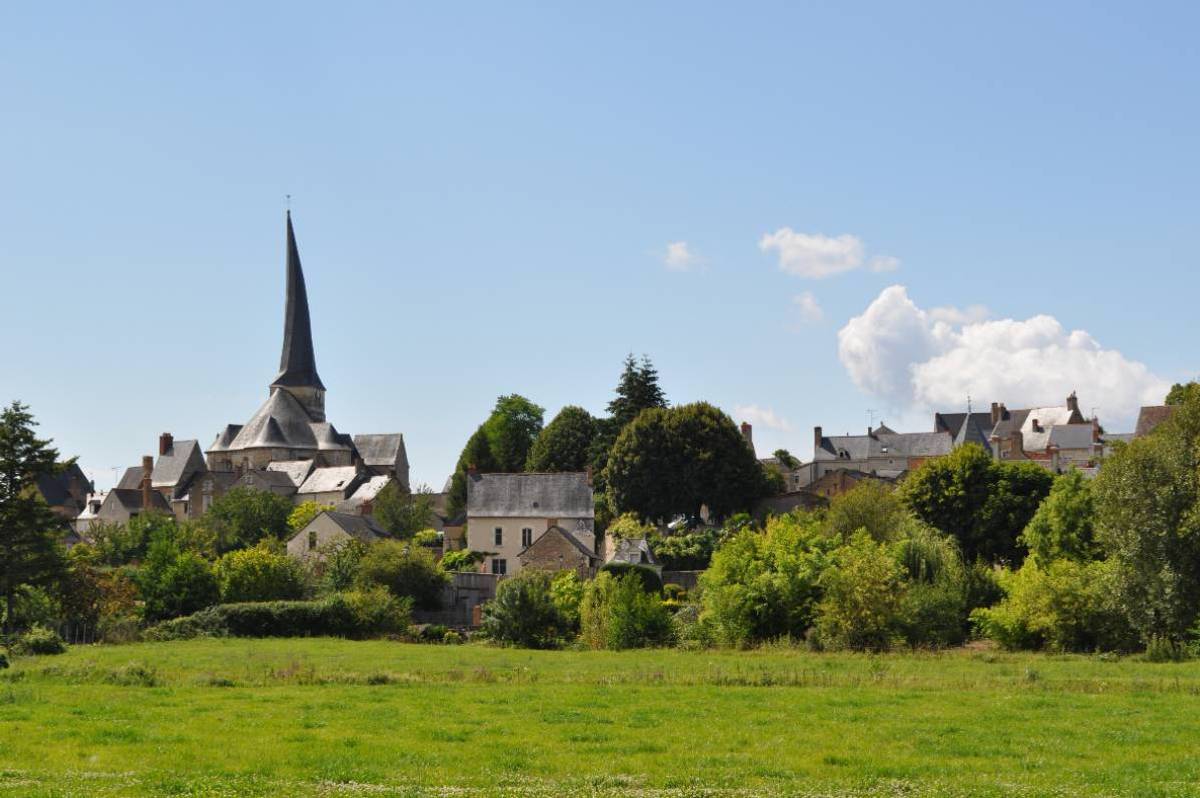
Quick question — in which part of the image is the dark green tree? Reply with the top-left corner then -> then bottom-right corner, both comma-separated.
0,402 -> 67,635
605,402 -> 766,522
356,540 -> 448,610
447,395 -> 544,516
1093,393 -> 1200,645
202,487 -> 294,552
607,354 -> 668,430
899,444 -> 1053,564
1020,469 -> 1097,565
772,449 -> 800,470
1165,382 -> 1198,406
373,481 -> 435,539
526,405 -> 597,472
137,533 -> 219,622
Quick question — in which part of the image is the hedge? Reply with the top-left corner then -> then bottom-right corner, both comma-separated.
599,562 -> 663,593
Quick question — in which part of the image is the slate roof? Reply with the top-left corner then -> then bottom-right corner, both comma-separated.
298,466 -> 361,496
208,425 -> 243,453
266,460 -> 315,487
1046,424 -> 1097,451
151,440 -> 204,489
35,463 -> 90,508
337,475 -> 392,513
226,389 -> 318,451
237,469 -> 300,492
607,537 -> 657,567
815,430 -> 953,461
116,466 -> 145,490
102,488 -> 172,515
519,525 -> 598,561
467,472 -> 595,518
313,510 -> 389,542
353,434 -> 407,468
272,212 -> 325,391
1135,405 -> 1175,438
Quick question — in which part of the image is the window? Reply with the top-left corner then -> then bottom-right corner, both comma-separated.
494,527 -> 503,546
521,527 -> 533,547
308,531 -> 318,550
202,495 -> 213,513
491,558 -> 507,576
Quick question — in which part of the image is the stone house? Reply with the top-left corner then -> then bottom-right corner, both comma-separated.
518,525 -> 601,580
810,424 -> 952,482
465,471 -> 595,577
89,458 -> 174,527
287,510 -> 389,561
604,536 -> 661,576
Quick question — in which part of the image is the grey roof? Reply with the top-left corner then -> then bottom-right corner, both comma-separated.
298,466 -> 361,495
208,425 -> 243,453
236,469 -> 300,491
337,475 -> 392,513
265,459 -> 315,487
36,463 -> 90,508
1135,405 -> 1174,438
935,412 -> 995,441
272,211 -> 325,391
1046,424 -> 1096,451
352,434 -> 407,468
116,466 -> 145,490
314,510 -> 388,541
519,525 -> 598,561
815,429 -> 953,461
226,389 -> 318,451
102,488 -> 172,515
151,439 -> 205,489
607,537 -> 657,567
467,472 -> 595,518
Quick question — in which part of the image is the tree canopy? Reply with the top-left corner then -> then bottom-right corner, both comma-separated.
899,444 -> 1053,564
607,354 -> 668,430
373,482 -> 435,539
526,405 -> 597,472
447,394 -> 544,516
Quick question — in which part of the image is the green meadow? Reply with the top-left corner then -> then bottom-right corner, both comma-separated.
2,639 -> 1199,797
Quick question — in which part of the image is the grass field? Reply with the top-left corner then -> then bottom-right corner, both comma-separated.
2,639 -> 1200,797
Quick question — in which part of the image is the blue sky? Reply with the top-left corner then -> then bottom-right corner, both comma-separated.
2,2 -> 1197,490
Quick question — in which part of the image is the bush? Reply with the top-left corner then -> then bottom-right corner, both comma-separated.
217,543 -> 307,603
357,540 -> 448,610
137,535 -> 219,623
970,559 -> 1136,652
0,648 -> 7,669
481,570 -> 573,649
700,512 -> 836,647
650,528 -> 719,571
12,625 -> 67,656
599,561 -> 663,593
579,572 -> 673,650
815,532 -> 905,652
97,615 -> 142,644
440,549 -> 486,573
893,527 -> 969,648
145,589 -> 412,641
550,571 -> 583,632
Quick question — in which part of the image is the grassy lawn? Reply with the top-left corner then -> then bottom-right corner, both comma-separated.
2,639 -> 1200,796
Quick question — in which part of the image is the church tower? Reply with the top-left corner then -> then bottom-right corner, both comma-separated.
270,211 -> 326,422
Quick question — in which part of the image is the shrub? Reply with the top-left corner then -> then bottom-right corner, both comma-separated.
893,527 -> 969,648
550,571 -> 583,632
815,532 -> 905,652
826,480 -> 908,542
316,539 -> 367,593
579,572 -> 673,650
440,549 -> 486,573
481,570 -> 572,649
700,512 -> 836,647
97,615 -> 142,644
650,528 -> 719,570
599,561 -> 662,593
288,501 -> 334,533
970,559 -> 1136,652
203,487 -> 294,552
137,535 -> 219,623
145,589 -> 411,641
357,540 -> 448,610
12,625 -> 67,656
217,543 -> 307,603
0,648 -> 7,669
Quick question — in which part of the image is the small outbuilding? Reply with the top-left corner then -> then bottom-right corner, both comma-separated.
288,510 -> 389,561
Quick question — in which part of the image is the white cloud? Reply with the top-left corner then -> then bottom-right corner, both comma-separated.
735,404 -> 794,432
792,291 -> 824,323
663,241 -> 698,271
759,228 -> 900,279
837,285 -> 1169,429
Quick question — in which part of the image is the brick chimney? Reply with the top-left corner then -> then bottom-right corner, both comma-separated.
141,455 -> 154,510
990,403 -> 1001,425
740,422 -> 753,450
814,426 -> 823,454
159,432 -> 174,456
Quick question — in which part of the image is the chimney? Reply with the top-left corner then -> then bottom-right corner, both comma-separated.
740,422 -> 754,450
1066,391 -> 1079,415
814,426 -> 823,453
159,432 -> 174,456
141,455 -> 154,510
990,403 -> 1001,426
1031,418 -> 1041,433
585,465 -> 593,486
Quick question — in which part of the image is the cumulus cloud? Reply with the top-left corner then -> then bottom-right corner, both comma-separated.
735,404 -> 794,432
837,285 -> 1169,428
792,291 -> 824,323
663,241 -> 699,271
759,229 -> 899,279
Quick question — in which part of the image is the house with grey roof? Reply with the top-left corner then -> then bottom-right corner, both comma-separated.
336,474 -> 393,515
808,424 -> 953,483
986,393 -> 1100,471
297,465 -> 364,506
35,463 -> 93,524
286,510 -> 390,562
466,471 -> 595,577
201,212 -> 409,487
